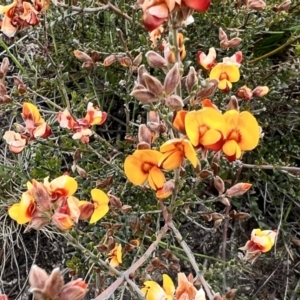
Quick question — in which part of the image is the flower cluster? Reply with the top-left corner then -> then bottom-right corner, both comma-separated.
29,264 -> 87,300
57,102 -> 107,144
3,102 -> 51,154
239,228 -> 278,263
124,99 -> 260,198
197,47 -> 242,92
141,273 -> 205,300
0,0 -> 50,37
8,174 -> 109,230
138,0 -> 211,31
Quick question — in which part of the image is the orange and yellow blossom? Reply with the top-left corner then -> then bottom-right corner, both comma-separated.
159,138 -> 198,170
108,244 -> 122,268
124,150 -> 165,191
84,102 -> 107,125
239,229 -> 277,263
222,110 -> 260,161
51,212 -> 74,231
209,62 -> 240,92
185,107 -> 228,151
8,190 -> 36,224
141,274 -> 175,300
22,102 -> 51,138
173,110 -> 187,135
44,175 -> 78,199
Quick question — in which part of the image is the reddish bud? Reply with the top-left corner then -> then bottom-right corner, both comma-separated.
164,63 -> 180,95
226,183 -> 252,197
145,51 -> 167,69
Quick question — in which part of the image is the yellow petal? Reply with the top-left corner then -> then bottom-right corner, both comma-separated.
209,63 -> 222,80
223,109 -> 239,130
182,139 -> 198,167
184,111 -> 201,147
160,139 -> 180,153
50,175 -> 78,197
222,140 -> 241,158
218,79 -> 232,90
116,244 -> 122,263
109,257 -> 120,268
159,150 -> 183,170
237,111 -> 260,150
124,154 -> 147,185
200,129 -> 222,147
90,189 -> 109,224
163,274 -> 175,297
0,0 -> 18,13
224,63 -> 240,82
201,108 -> 228,136
141,281 -> 166,300
148,166 -> 165,190
22,102 -> 42,123
8,203 -> 31,224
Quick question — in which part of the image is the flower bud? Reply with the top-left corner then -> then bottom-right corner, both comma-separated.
226,96 -> 239,111
145,51 -> 167,69
226,183 -> 252,197
51,212 -> 74,230
185,66 -> 198,93
227,37 -> 242,48
102,54 -> 117,67
273,0 -> 291,11
164,63 -> 180,95
137,141 -> 151,150
248,0 -> 266,10
236,85 -> 253,101
130,89 -> 158,103
0,57 -> 9,79
59,279 -> 88,300
138,124 -> 152,145
195,79 -> 218,101
218,27 -> 228,42
225,289 -> 237,299
137,65 -> 150,86
133,52 -> 143,66
78,202 -> 94,220
143,73 -> 164,96
108,193 -> 123,208
74,50 -> 93,63
156,180 -> 175,199
165,95 -> 184,110
214,176 -> 225,194
148,110 -> 160,123
252,86 -> 269,97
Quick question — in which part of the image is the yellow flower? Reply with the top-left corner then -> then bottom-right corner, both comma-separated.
108,244 -> 122,268
185,108 -> 227,150
222,110 -> 260,161
8,191 -> 36,224
141,274 -> 175,300
124,150 -> 165,191
209,62 -> 240,91
89,189 -> 109,224
159,138 -> 198,170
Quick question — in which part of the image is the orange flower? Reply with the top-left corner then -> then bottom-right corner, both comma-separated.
108,243 -> 122,268
197,47 -> 216,70
239,229 -> 277,263
173,110 -> 187,134
176,273 -> 198,300
222,110 -> 260,161
22,102 -> 51,138
8,191 -> 36,224
185,107 -> 228,150
209,62 -> 240,91
124,150 -> 165,191
3,131 -> 27,154
159,138 -> 198,170
84,102 -> 107,125
182,0 -> 211,11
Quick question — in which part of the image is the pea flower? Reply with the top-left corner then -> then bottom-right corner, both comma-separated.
209,62 -> 240,92
222,110 -> 260,161
124,149 -> 166,191
159,138 -> 198,170
239,229 -> 277,263
108,243 -> 122,268
3,131 -> 27,154
185,107 -> 228,151
141,274 -> 175,300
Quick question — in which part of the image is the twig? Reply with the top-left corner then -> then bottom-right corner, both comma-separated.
242,163 -> 300,172
55,2 -> 110,12
98,0 -> 133,22
94,223 -> 169,300
167,221 -> 215,300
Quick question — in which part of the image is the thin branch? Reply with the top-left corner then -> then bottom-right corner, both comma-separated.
55,2 -> 110,12
94,223 -> 169,300
242,163 -> 300,173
